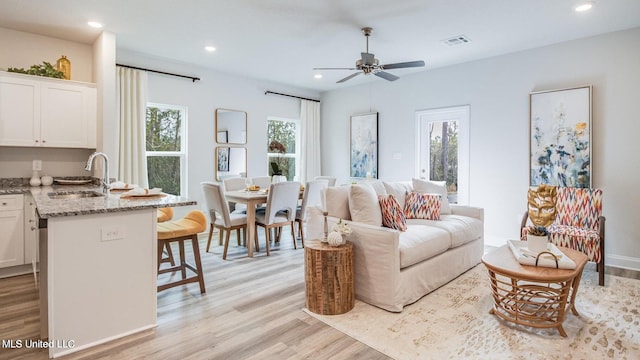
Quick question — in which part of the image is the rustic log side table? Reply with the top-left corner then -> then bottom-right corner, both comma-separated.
304,240 -> 354,315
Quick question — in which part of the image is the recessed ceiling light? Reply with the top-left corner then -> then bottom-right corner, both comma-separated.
204,46 -> 216,52
575,2 -> 593,12
87,21 -> 103,28
314,74 -> 323,79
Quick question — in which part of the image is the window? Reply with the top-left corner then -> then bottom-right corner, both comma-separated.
267,117 -> 300,181
415,106 -> 469,204
145,103 -> 187,196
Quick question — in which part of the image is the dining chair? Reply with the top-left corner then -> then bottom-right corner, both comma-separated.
201,182 -> 250,260
295,180 -> 329,247
255,181 -> 301,256
314,176 -> 337,187
251,176 -> 272,189
223,177 -> 248,214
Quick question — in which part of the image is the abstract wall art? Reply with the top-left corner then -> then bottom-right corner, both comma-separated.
350,112 -> 378,178
529,85 -> 592,188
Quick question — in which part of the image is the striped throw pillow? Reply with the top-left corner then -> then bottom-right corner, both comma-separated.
404,191 -> 441,220
378,195 -> 407,231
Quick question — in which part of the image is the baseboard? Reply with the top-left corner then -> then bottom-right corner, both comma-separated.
607,254 -> 640,272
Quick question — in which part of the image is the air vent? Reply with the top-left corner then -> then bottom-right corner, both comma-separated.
442,35 -> 472,46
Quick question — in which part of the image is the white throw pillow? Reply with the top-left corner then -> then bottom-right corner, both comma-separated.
348,184 -> 383,226
324,186 -> 351,220
412,178 -> 451,215
383,181 -> 413,209
367,180 -> 388,196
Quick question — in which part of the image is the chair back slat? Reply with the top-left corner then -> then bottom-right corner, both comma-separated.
555,187 -> 603,230
223,177 -> 247,191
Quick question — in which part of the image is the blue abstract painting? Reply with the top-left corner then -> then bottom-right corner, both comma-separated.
350,112 -> 378,178
530,86 -> 591,188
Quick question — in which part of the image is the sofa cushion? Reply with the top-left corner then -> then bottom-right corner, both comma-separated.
403,191 -> 441,220
349,184 -> 382,226
412,178 -> 451,215
398,225 -> 451,268
378,195 -> 407,231
407,214 -> 482,248
368,181 -> 388,196
324,186 -> 351,220
382,181 -> 413,209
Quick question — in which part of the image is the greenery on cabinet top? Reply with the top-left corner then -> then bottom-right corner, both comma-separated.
7,62 -> 65,79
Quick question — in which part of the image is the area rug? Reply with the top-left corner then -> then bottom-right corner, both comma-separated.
304,265 -> 640,359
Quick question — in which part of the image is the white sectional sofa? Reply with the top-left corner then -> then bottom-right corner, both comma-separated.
323,179 -> 484,312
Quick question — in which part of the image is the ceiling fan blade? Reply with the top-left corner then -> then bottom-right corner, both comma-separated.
313,67 -> 357,70
337,72 -> 362,83
361,52 -> 376,65
374,71 -> 399,82
381,60 -> 425,70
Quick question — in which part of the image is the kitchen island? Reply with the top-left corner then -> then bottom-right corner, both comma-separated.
21,183 -> 196,358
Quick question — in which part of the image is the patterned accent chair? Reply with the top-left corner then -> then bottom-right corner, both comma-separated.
521,187 -> 605,286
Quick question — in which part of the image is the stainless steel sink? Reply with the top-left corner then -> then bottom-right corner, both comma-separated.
48,191 -> 104,200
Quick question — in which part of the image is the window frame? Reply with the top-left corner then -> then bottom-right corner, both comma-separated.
145,102 -> 188,197
415,105 -> 469,204
267,116 -> 300,181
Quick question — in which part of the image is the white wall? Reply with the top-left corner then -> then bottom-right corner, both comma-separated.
117,50 -> 319,215
320,27 -> 640,271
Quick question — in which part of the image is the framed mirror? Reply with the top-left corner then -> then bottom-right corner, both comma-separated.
215,146 -> 247,181
216,108 -> 247,145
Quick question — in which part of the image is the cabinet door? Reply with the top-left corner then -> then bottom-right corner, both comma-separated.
24,194 -> 38,264
0,76 -> 40,146
0,209 -> 25,268
40,82 -> 88,148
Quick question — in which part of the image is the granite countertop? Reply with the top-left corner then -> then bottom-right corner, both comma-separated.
0,183 -> 196,219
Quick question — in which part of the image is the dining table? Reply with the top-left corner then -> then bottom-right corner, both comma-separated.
224,189 -> 268,257
225,187 -> 303,258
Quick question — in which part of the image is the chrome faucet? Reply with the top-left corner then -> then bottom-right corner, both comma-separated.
85,152 -> 110,193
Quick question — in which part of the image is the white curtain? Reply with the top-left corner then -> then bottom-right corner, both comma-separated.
300,99 -> 321,183
116,67 -> 149,187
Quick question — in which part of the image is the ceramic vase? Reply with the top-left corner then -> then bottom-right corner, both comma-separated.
527,234 -> 548,253
327,231 -> 344,247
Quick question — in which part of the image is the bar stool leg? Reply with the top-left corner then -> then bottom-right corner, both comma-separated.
191,235 -> 206,294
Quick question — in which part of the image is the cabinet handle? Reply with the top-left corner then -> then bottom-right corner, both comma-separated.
42,140 -> 46,143
31,226 -> 37,231
1,202 -> 6,206
29,219 -> 35,223
35,140 -> 39,143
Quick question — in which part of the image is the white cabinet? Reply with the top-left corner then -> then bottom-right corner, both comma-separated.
0,194 -> 25,268
24,194 -> 38,265
0,71 -> 97,148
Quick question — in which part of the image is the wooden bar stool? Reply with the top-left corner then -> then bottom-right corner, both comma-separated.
157,210 -> 207,293
157,207 -> 175,266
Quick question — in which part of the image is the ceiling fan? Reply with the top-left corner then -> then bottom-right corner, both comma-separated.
314,27 -> 425,83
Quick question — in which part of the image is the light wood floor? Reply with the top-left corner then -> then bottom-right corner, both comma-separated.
0,229 -> 390,360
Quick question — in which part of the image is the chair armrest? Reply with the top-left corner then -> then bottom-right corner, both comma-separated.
450,204 -> 484,221
327,216 -> 401,311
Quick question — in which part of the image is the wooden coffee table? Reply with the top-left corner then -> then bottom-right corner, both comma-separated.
482,245 -> 588,337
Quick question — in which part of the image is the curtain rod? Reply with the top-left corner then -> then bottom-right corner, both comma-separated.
264,90 -> 320,103
116,63 -> 200,82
